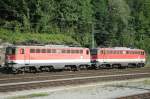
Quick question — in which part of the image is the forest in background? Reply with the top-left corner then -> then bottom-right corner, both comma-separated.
0,0 -> 150,54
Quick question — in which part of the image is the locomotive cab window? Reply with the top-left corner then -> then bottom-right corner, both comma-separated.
86,50 -> 89,55
141,51 -> 144,55
6,47 -> 16,55
90,49 -> 98,55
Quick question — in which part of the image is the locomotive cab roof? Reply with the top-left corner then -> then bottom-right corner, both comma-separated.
6,45 -> 87,49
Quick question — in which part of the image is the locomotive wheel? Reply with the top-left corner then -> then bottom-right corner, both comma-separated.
78,65 -> 88,70
29,67 -> 37,73
137,63 -> 145,68
12,68 -> 23,74
71,65 -> 77,71
48,66 -> 54,72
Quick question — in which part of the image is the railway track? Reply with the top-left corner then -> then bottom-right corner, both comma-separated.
0,67 -> 149,84
0,67 -> 149,79
0,67 -> 149,92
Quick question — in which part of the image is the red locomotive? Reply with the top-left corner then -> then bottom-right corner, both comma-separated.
5,45 -> 91,73
91,47 -> 146,69
4,45 -> 146,73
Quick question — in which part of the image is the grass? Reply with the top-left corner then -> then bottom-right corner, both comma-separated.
143,79 -> 150,85
0,28 -> 80,46
9,93 -> 49,99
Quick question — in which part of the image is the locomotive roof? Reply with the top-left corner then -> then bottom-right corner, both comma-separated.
7,45 -> 87,49
96,47 -> 144,51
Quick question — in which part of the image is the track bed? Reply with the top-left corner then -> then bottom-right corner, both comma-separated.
0,67 -> 150,92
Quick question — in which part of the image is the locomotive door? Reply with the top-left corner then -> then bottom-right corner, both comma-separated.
101,49 -> 106,63
23,48 -> 30,65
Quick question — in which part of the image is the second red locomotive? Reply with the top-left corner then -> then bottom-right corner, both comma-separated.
91,47 -> 146,69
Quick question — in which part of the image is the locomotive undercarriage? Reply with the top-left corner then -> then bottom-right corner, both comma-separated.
95,62 -> 145,69
4,62 -> 92,74
3,60 -> 145,74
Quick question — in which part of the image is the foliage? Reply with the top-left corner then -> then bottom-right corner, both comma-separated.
0,0 -> 150,53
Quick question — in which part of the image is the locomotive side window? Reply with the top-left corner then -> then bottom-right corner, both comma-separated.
30,49 -> 35,53
112,51 -> 116,54
57,49 -> 61,53
138,51 -> 140,54
74,50 -> 78,54
67,50 -> 70,53
36,49 -> 40,53
74,50 -> 77,54
110,50 -> 112,54
116,51 -> 119,54
42,49 -> 46,53
62,50 -> 66,53
51,49 -> 56,53
71,50 -> 75,54
80,50 -> 83,54
127,51 -> 129,54
47,49 -> 51,53
107,50 -> 109,54
100,50 -> 103,54
118,51 -> 121,54
136,51 -> 138,54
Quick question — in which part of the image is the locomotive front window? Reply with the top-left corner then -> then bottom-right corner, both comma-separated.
90,49 -> 98,55
6,47 -> 16,55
